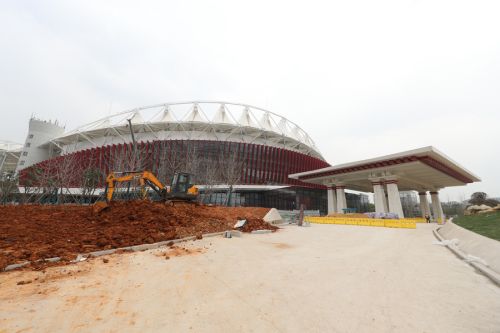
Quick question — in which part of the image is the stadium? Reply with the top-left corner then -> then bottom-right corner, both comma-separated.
12,101 -> 371,212
0,141 -> 22,176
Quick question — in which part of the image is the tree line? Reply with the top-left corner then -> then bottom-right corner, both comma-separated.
0,141 -> 245,206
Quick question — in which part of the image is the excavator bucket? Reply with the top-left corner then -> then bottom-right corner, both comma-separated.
92,201 -> 109,214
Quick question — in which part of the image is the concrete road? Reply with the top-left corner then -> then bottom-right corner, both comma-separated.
1,224 -> 500,332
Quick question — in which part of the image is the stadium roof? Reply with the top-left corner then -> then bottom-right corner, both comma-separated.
48,101 -> 324,159
0,141 -> 22,152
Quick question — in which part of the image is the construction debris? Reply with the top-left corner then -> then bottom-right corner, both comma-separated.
234,219 -> 247,228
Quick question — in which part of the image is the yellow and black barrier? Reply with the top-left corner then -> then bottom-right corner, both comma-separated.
304,217 -> 417,229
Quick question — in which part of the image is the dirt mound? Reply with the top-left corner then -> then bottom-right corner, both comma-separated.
0,201 -> 275,270
238,218 -> 278,233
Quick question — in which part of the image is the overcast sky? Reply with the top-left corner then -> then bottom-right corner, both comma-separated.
1,0 -> 499,201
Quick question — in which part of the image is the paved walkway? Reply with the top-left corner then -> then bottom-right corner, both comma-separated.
1,224 -> 500,332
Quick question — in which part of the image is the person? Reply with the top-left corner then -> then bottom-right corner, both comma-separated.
425,214 -> 431,223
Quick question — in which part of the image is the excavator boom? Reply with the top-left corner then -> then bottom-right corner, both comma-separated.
94,170 -> 199,214
104,171 -> 167,203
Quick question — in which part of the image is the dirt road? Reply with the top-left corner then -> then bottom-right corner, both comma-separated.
1,224 -> 499,332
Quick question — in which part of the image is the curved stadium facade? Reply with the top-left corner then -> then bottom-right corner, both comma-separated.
17,102 -> 336,211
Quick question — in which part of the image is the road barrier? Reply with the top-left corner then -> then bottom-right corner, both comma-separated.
305,217 -> 417,229
405,217 -> 427,223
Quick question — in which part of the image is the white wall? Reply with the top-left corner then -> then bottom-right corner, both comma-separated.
16,119 -> 65,171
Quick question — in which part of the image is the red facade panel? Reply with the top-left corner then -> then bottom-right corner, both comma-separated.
20,140 -> 330,188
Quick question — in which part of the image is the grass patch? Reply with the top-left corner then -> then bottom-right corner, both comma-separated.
454,211 -> 500,241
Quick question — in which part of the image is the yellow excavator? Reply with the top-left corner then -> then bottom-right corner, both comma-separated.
93,171 -> 199,213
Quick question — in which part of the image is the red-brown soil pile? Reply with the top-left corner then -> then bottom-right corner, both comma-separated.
0,201 -> 277,270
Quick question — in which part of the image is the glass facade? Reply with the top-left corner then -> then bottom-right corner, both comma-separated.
199,186 -> 328,213
199,187 -> 368,215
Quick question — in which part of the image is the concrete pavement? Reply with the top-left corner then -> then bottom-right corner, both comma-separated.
1,223 -> 500,332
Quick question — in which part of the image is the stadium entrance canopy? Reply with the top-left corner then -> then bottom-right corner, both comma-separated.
289,146 -> 480,221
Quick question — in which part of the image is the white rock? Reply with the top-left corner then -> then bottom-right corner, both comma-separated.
234,219 -> 246,228
467,204 -> 490,211
263,208 -> 284,225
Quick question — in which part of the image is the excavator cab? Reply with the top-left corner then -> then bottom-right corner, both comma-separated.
167,172 -> 198,201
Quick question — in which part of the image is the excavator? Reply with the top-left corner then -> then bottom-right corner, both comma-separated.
93,171 -> 199,213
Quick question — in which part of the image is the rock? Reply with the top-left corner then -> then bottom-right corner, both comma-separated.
17,280 -> 32,285
230,230 -> 242,237
263,208 -> 284,225
467,204 -> 491,213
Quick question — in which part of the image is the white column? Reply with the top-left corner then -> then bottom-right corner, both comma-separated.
385,179 -> 404,218
382,187 -> 389,213
372,181 -> 387,213
327,186 -> 337,215
430,191 -> 445,224
418,191 -> 431,218
336,186 -> 347,213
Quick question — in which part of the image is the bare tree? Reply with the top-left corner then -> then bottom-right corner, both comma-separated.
469,192 -> 499,207
19,165 -> 43,204
36,159 -> 59,204
157,142 -> 198,183
81,166 -> 103,204
219,148 -> 245,206
100,143 -> 158,201
53,152 -> 82,204
197,155 -> 222,204
0,171 -> 18,204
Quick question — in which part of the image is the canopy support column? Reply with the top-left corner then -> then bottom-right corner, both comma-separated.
336,186 -> 347,213
385,178 -> 404,218
327,186 -> 337,215
418,191 -> 431,218
430,191 -> 445,224
372,181 -> 388,214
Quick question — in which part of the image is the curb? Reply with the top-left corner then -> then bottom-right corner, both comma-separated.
3,231 -> 226,272
433,227 -> 500,287
3,257 -> 62,272
251,229 -> 273,234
